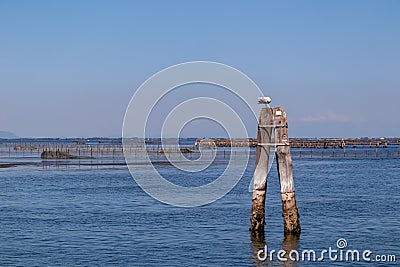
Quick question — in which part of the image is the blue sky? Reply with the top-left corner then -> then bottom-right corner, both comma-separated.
0,0 -> 399,138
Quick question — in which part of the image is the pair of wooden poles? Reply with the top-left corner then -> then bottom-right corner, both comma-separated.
250,107 -> 301,236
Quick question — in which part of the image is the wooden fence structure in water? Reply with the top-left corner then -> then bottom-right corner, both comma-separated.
0,139 -> 399,160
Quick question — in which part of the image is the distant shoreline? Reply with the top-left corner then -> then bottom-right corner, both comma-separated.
1,137 -> 399,140
1,137 -> 399,147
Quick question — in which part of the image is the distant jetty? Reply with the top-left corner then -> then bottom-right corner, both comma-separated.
196,138 -> 254,148
41,150 -> 77,159
196,137 -> 398,149
41,150 -> 93,159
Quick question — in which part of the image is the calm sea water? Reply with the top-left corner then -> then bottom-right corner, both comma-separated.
0,152 -> 399,266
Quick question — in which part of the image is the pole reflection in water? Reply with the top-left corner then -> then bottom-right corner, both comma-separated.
281,233 -> 300,267
250,232 -> 300,267
250,232 -> 267,267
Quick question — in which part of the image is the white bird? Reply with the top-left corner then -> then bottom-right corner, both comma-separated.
258,96 -> 272,105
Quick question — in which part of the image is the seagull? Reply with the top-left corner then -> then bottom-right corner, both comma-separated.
258,96 -> 272,107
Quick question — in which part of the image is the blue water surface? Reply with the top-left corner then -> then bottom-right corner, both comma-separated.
0,156 -> 399,266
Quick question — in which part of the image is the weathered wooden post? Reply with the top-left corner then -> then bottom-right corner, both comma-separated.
250,107 -> 274,234
273,107 -> 301,235
250,99 -> 300,236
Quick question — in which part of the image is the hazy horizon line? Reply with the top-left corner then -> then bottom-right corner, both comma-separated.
1,136 -> 399,140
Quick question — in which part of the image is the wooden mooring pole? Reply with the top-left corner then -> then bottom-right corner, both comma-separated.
274,107 -> 301,235
250,105 -> 301,236
250,108 -> 273,235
